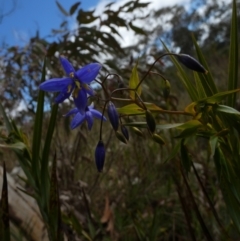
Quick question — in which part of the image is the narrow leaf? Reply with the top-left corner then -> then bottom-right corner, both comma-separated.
214,105 -> 240,115
56,1 -> 69,16
69,2 -> 80,15
0,162 -> 10,241
227,0 -> 238,107
162,41 -> 198,101
32,59 -> 46,186
192,34 -> 218,94
40,103 -> 58,215
49,153 -> 63,241
129,62 -> 141,99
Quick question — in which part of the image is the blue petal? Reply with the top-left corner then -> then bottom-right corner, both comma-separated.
74,89 -> 88,114
39,77 -> 73,92
85,111 -> 94,130
90,109 -> 107,121
71,112 -> 85,129
64,108 -> 78,117
84,85 -> 96,96
75,63 -> 101,84
54,91 -> 71,103
60,56 -> 75,76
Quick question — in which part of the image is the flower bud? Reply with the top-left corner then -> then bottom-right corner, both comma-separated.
177,54 -> 208,74
115,131 -> 128,144
163,80 -> 171,100
95,140 -> 105,172
132,127 -> 144,137
107,101 -> 119,131
121,125 -> 129,141
152,133 -> 165,145
146,110 -> 156,133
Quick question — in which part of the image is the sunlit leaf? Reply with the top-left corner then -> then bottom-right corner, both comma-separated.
118,103 -> 162,115
129,62 -> 141,99
214,104 -> 240,115
200,89 -> 240,104
192,34 -> 218,95
185,102 -> 197,115
194,72 -> 207,99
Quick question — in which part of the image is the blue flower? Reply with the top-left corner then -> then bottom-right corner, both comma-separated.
39,56 -> 101,106
65,103 -> 107,130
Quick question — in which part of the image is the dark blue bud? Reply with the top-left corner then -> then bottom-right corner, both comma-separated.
121,125 -> 129,141
107,101 -> 119,131
95,140 -> 105,172
177,54 -> 208,74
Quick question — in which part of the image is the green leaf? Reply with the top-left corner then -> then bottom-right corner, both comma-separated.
214,105 -> 240,115
194,71 -> 207,100
32,59 -> 46,186
69,2 -> 80,15
199,89 -> 240,104
129,62 -> 141,100
192,34 -> 218,95
214,148 -> 240,233
49,153 -> 63,241
175,120 -> 202,138
0,142 -> 26,151
118,103 -> 162,115
209,136 -> 218,158
40,103 -> 58,216
164,140 -> 181,162
161,41 -> 198,101
227,0 -> 238,107
124,122 -> 185,130
0,162 -> 10,241
129,22 -> 146,35
56,1 -> 69,16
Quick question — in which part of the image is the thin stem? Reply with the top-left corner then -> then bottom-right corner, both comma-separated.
135,53 -> 179,91
99,101 -> 108,140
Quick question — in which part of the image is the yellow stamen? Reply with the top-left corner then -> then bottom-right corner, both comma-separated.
75,80 -> 81,89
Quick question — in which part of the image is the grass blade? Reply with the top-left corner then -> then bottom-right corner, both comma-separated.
0,162 -> 10,241
49,153 -> 63,241
40,103 -> 58,214
227,0 -> 238,107
31,58 -> 46,186
192,35 -> 218,95
161,41 -> 198,101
